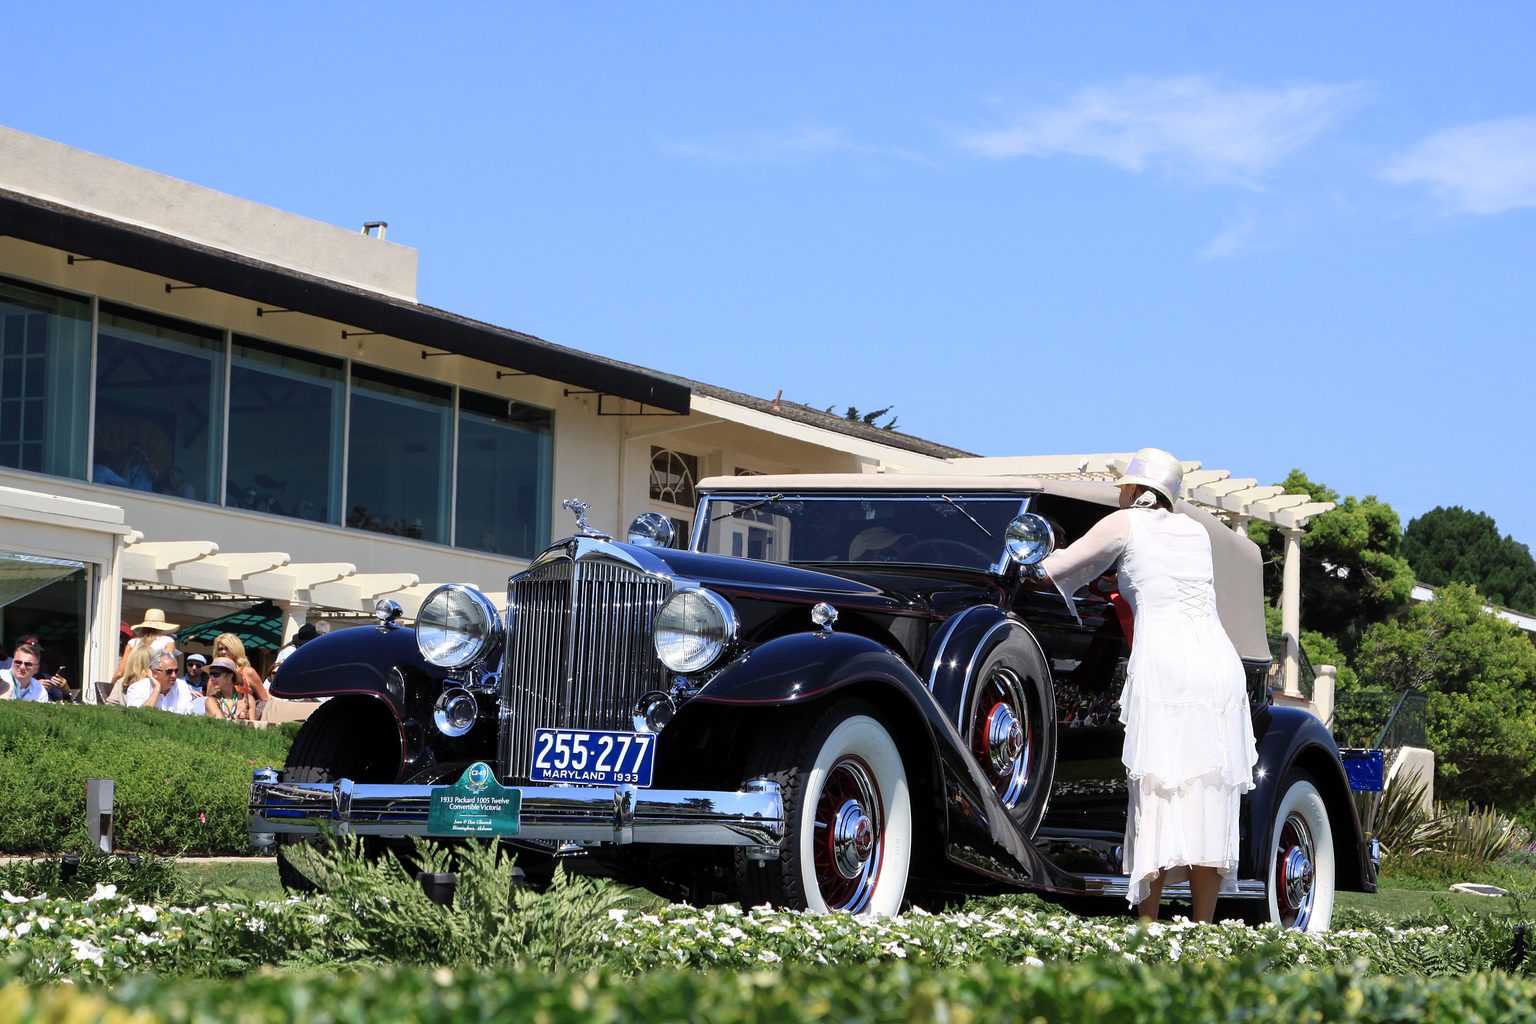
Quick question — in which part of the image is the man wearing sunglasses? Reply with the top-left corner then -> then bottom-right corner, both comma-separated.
125,651 -> 201,714
1,643 -> 62,702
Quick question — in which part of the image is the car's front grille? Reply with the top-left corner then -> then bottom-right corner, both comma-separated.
499,555 -> 672,782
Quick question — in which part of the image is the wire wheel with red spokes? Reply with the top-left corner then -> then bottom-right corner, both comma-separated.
737,698 -> 912,915
969,665 -> 1032,806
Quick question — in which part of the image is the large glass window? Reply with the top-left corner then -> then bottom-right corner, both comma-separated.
93,304 -> 224,502
0,276 -> 91,479
455,390 -> 552,558
228,336 -> 344,523
347,364 -> 452,542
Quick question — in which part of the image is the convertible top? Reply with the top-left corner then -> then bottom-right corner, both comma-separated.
695,473 -> 1270,664
697,473 -> 1043,493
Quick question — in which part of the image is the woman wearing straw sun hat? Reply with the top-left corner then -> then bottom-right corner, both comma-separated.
109,608 -> 179,687
1037,448 -> 1257,924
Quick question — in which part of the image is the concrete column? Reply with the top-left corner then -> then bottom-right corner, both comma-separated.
1313,665 -> 1336,728
1226,513 -> 1252,535
1281,526 -> 1304,697
274,600 -> 312,645
91,535 -> 128,699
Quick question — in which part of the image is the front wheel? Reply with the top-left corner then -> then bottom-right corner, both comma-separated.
737,698 -> 912,915
1257,771 -> 1335,930
275,700 -> 399,891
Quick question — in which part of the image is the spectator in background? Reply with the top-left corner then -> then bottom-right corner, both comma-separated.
213,634 -> 269,708
203,658 -> 250,721
111,610 -> 179,686
106,644 -> 154,706
1,643 -> 62,702
183,653 -> 209,694
126,651 -> 201,714
269,621 -> 327,683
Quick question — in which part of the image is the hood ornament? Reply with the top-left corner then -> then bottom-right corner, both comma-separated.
562,498 -> 612,540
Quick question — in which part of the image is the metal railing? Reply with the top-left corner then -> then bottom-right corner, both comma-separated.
1265,634 -> 1315,700
1330,689 -> 1428,750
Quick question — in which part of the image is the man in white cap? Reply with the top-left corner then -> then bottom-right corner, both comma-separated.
183,653 -> 209,694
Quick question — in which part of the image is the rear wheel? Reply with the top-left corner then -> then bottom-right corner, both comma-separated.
737,698 -> 911,915
964,637 -> 1055,836
1249,770 -> 1335,930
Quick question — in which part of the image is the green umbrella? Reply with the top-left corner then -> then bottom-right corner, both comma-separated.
178,600 -> 285,650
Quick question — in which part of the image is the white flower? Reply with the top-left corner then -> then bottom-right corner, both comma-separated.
1025,956 -> 1045,967
133,905 -> 158,924
0,892 -> 26,905
69,938 -> 106,966
86,884 -> 118,903
14,922 -> 30,936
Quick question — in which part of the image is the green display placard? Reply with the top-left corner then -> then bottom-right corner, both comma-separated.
427,762 -> 522,836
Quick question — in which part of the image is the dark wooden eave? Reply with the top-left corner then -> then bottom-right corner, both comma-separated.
0,189 -> 692,414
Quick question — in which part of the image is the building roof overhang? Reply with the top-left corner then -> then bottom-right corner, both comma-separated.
0,188 -> 692,414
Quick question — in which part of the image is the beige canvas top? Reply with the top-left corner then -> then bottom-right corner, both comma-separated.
695,472 -> 1269,662
698,474 -> 1044,492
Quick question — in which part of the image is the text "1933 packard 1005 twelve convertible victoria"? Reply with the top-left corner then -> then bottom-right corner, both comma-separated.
251,473 -> 1376,930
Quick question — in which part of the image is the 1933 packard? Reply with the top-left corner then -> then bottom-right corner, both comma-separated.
251,473 -> 1376,929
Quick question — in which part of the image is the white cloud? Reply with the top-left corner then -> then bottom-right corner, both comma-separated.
662,128 -> 863,164
959,76 -> 1362,185
1198,216 -> 1255,260
1385,116 -> 1536,214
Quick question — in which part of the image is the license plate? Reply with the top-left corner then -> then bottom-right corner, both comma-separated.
529,728 -> 656,787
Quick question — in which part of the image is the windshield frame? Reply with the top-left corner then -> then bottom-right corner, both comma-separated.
691,490 -> 1033,573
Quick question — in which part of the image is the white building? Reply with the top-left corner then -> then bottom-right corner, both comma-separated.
0,126 -> 975,688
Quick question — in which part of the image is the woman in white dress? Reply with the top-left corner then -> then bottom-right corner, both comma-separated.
1039,448 -> 1257,923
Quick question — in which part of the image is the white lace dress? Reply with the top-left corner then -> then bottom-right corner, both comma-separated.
1041,506 -> 1257,905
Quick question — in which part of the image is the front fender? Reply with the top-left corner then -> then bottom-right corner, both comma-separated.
690,632 -> 1077,892
270,623 -> 440,715
693,631 -> 927,708
1248,705 -> 1376,892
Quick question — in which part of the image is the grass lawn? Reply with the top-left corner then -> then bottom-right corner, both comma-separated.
175,859 -> 283,900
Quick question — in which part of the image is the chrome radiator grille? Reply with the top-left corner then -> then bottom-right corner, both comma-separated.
499,557 -> 672,782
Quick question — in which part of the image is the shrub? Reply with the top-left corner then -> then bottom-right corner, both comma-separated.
0,702 -> 295,854
0,849 -> 192,904
18,958 -> 1536,1024
284,832 -> 633,969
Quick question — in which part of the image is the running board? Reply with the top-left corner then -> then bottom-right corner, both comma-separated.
1076,874 -> 1268,900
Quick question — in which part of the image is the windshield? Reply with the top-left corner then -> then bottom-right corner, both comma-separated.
694,493 -> 1029,572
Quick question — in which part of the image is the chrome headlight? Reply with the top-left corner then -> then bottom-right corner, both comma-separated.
1004,512 -> 1055,568
627,512 -> 677,548
416,585 -> 503,669
653,588 -> 737,674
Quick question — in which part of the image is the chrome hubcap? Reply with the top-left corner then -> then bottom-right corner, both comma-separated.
1283,847 -> 1313,906
1275,811 -> 1317,928
832,799 -> 874,878
986,704 -> 1025,775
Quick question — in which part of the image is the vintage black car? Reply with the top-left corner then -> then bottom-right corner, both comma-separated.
251,473 -> 1376,929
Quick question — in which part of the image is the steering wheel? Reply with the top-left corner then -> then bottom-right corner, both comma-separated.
902,539 -> 993,565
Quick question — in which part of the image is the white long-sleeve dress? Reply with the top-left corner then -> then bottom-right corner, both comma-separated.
1040,506 -> 1258,906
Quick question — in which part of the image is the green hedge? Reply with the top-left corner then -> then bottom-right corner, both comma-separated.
12,959 -> 1536,1024
0,702 -> 295,854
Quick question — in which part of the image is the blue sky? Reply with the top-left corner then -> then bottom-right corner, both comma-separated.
5,3 -> 1534,550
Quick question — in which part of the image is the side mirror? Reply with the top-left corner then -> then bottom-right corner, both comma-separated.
627,512 -> 677,549
1003,513 -> 1055,567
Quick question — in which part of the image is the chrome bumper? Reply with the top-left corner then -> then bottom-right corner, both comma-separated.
248,769 -> 784,855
